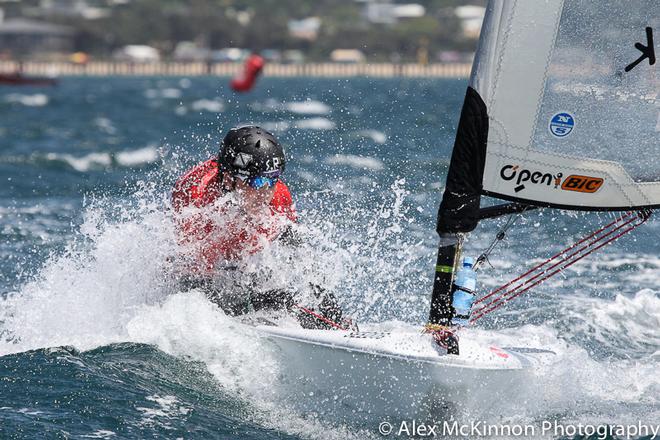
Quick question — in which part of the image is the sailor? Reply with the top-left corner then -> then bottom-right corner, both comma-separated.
171,125 -> 344,329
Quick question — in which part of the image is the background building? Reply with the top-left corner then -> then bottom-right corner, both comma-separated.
0,18 -> 74,56
0,0 -> 487,62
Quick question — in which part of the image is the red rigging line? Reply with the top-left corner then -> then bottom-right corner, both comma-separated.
470,210 -> 652,322
474,211 -> 637,307
292,304 -> 348,331
473,212 -> 641,306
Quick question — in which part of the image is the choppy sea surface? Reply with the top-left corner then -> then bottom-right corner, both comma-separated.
0,77 -> 658,439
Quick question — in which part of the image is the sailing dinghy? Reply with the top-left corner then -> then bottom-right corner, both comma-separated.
259,0 -> 658,419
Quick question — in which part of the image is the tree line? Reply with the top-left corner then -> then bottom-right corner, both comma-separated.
9,0 -> 486,60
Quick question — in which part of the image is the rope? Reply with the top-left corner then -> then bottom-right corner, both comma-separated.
423,324 -> 458,351
292,304 -> 349,330
474,211 -> 635,306
470,210 -> 652,322
474,212 -> 519,271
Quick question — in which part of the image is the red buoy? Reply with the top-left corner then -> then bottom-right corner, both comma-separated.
230,54 -> 265,92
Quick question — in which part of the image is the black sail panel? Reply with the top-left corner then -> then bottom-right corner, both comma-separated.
436,87 -> 489,234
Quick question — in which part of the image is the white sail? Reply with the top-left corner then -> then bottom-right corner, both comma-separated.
472,0 -> 659,210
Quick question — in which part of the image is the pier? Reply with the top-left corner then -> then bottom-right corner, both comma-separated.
0,61 -> 471,78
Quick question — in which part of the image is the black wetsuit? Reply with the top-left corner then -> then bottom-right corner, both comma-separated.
179,276 -> 344,330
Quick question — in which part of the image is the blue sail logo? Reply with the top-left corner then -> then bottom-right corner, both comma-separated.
549,112 -> 575,138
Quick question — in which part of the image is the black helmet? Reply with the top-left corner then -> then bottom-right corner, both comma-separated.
219,126 -> 285,179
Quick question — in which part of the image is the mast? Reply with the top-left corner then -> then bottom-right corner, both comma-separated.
428,87 -> 489,326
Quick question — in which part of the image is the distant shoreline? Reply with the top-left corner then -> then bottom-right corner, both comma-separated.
0,61 -> 471,78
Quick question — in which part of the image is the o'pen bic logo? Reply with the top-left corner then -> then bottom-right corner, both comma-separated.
549,112 -> 575,138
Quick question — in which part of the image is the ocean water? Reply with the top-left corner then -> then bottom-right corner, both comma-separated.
0,77 -> 658,439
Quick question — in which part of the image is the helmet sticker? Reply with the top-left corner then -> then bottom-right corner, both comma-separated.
233,152 -> 253,169
265,157 -> 283,172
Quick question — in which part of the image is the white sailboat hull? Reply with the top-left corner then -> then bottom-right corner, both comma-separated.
257,326 -> 556,421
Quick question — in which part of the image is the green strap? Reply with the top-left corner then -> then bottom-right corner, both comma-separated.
435,265 -> 453,273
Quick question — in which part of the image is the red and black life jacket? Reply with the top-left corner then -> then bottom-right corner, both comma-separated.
172,159 -> 296,273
